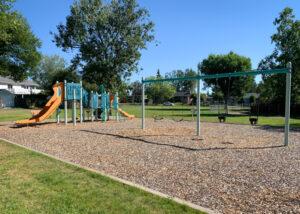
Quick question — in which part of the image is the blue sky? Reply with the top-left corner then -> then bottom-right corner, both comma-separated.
14,0 -> 300,82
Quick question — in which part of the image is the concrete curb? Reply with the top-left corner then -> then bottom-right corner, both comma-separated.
0,138 -> 219,214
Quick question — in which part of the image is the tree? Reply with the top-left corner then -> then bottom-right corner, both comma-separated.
145,77 -> 176,104
156,69 -> 161,78
165,69 -> 197,93
53,0 -> 155,92
258,7 -> 300,104
129,81 -> 142,103
198,52 -> 254,112
31,55 -> 79,94
0,0 -> 41,81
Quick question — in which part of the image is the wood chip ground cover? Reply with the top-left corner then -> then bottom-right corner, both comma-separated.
0,119 -> 299,213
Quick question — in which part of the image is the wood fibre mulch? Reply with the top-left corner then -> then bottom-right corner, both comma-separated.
0,119 -> 299,213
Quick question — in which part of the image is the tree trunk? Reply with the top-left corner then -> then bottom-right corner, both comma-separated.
225,95 -> 229,115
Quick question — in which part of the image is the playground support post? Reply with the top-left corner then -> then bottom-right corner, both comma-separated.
116,92 -> 119,122
56,81 -> 60,124
284,62 -> 292,146
80,81 -> 83,123
73,88 -> 76,126
64,80 -> 67,125
142,78 -> 145,130
91,91 -> 94,122
196,71 -> 201,136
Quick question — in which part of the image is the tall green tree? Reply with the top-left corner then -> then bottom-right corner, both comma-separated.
258,7 -> 300,104
198,52 -> 254,111
165,69 -> 197,93
0,0 -> 41,80
53,0 -> 155,91
145,77 -> 176,104
129,81 -> 142,103
32,55 -> 79,94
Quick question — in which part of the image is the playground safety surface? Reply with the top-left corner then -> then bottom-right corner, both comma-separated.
0,119 -> 299,213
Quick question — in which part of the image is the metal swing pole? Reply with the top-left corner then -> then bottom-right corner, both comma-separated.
142,78 -> 145,130
284,62 -> 292,146
196,71 -> 201,136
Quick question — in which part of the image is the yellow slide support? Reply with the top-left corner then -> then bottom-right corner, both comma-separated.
15,82 -> 64,125
118,108 -> 135,119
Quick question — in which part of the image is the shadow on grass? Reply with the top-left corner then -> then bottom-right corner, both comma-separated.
80,129 -> 286,152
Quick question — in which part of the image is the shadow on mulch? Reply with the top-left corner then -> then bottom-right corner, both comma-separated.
256,125 -> 300,133
10,122 -> 54,128
80,129 -> 285,152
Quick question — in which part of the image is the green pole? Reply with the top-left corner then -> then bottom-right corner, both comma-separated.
91,91 -> 94,122
56,81 -> 60,124
196,71 -> 201,136
116,92 -> 119,122
284,62 -> 292,146
64,80 -> 67,125
80,81 -> 83,123
142,78 -> 145,130
73,88 -> 76,126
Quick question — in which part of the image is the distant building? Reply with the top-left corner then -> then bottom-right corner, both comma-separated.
173,91 -> 192,104
243,93 -> 260,105
0,76 -> 41,108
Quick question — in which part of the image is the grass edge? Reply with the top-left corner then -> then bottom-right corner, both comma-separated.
0,137 -> 218,214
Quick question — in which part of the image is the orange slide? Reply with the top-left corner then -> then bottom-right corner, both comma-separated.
16,82 -> 64,125
118,108 -> 135,119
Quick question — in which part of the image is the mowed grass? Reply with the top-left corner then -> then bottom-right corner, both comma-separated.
0,108 -> 32,122
1,105 -> 300,127
0,108 -> 89,122
120,104 -> 300,127
0,140 -> 203,214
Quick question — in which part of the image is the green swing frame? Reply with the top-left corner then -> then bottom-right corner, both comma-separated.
141,64 -> 292,146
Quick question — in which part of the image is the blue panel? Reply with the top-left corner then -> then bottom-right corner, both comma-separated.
82,89 -> 89,107
66,83 -> 81,100
101,93 -> 107,110
90,93 -> 99,109
113,95 -> 118,110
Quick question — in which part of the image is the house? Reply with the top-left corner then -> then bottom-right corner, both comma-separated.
243,93 -> 260,105
0,76 -> 41,108
172,91 -> 192,104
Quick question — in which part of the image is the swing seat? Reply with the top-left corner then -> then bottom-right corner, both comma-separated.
173,118 -> 184,122
218,114 -> 226,123
249,117 -> 258,125
153,115 -> 164,121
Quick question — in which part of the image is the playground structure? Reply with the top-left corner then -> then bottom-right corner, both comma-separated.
141,63 -> 292,146
15,80 -> 134,125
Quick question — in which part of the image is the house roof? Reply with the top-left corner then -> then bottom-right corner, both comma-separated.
0,76 -> 39,87
174,91 -> 191,97
0,89 -> 14,95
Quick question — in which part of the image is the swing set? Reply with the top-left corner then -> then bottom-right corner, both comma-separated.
141,63 -> 292,146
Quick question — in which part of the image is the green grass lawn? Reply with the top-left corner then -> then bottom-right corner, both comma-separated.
0,108 -> 32,122
120,104 -> 300,127
0,140 -> 202,214
1,105 -> 300,127
0,108 -> 89,122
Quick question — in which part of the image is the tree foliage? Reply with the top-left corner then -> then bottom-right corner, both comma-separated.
129,80 -> 142,103
0,0 -> 41,80
198,52 -> 254,109
32,55 -> 79,94
258,7 -> 300,104
145,76 -> 176,104
165,69 -> 197,93
53,0 -> 155,91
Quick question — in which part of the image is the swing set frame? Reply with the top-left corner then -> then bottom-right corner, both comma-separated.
141,63 -> 292,146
